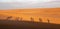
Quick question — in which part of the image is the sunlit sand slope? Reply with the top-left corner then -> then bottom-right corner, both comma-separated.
0,8 -> 60,24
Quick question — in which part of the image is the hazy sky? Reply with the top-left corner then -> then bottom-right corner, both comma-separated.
0,0 -> 53,2
0,0 -> 60,9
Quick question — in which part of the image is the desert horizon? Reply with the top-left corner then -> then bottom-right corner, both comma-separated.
0,0 -> 60,29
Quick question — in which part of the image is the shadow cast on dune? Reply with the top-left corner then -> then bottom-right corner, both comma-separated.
0,20 -> 60,29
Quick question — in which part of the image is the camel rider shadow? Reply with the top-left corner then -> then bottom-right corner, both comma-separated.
30,17 -> 34,22
39,18 -> 42,23
6,16 -> 12,20
47,18 -> 50,23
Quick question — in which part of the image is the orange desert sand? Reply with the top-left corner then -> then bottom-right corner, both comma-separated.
0,8 -> 60,24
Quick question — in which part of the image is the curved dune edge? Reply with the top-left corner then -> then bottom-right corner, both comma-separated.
0,8 -> 60,24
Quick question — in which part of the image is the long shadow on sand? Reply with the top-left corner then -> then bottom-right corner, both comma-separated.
0,20 -> 60,29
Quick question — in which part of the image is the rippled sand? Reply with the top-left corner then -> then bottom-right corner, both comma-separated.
0,8 -> 60,24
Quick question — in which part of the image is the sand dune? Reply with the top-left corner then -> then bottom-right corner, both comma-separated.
0,8 -> 60,24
